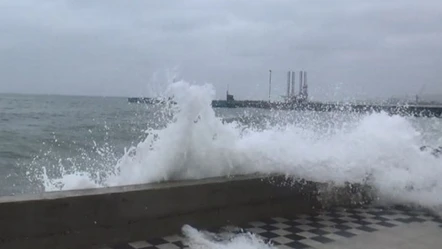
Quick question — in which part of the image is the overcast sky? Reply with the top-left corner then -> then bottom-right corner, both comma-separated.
0,0 -> 441,100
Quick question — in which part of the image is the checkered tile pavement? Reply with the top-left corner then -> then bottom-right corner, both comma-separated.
105,205 -> 442,249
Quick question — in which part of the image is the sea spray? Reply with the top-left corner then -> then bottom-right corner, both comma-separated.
182,225 -> 275,249
108,81 -> 245,185
36,80 -> 442,212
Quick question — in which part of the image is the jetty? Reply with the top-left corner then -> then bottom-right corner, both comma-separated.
129,70 -> 442,117
129,92 -> 442,117
211,94 -> 442,117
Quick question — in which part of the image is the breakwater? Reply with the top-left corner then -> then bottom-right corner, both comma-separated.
129,97 -> 442,117
212,100 -> 442,117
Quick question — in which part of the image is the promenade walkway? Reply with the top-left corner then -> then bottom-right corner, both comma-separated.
102,205 -> 442,249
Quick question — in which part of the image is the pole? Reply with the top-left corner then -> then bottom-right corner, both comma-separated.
268,70 -> 272,101
286,71 -> 291,98
303,71 -> 308,99
291,71 -> 295,96
299,70 -> 303,96
304,71 -> 307,88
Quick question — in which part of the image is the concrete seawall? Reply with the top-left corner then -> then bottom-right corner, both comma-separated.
0,175 -> 373,249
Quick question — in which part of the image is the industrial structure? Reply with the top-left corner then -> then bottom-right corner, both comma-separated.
211,70 -> 310,109
282,70 -> 308,103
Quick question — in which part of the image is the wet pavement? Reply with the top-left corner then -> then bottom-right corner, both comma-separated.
101,205 -> 442,249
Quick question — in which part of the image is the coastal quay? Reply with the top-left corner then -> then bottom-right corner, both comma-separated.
128,96 -> 442,117
129,70 -> 442,117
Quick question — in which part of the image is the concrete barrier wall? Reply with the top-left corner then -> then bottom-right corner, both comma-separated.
0,175 -> 373,249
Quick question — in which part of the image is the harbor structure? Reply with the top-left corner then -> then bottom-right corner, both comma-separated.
128,70 -> 442,117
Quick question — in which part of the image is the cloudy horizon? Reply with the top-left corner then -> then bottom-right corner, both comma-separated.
0,0 -> 441,101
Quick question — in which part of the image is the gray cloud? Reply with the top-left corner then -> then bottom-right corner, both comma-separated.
0,0 -> 441,101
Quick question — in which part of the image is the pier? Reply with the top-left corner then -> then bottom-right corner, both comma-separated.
129,70 -> 442,117
129,95 -> 442,118
211,98 -> 442,117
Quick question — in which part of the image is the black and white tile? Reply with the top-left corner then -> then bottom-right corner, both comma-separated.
104,206 -> 442,249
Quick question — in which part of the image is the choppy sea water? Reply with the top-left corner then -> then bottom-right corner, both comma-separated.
1,82 -> 442,210
1,93 -> 144,195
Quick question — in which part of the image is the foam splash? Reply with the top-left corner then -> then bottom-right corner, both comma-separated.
106,81 -> 244,185
182,225 -> 275,249
39,80 -> 442,211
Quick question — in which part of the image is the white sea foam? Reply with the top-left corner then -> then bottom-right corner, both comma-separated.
182,225 -> 275,249
41,80 -> 442,210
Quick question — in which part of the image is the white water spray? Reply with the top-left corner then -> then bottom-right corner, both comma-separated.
182,225 -> 275,249
41,80 -> 442,211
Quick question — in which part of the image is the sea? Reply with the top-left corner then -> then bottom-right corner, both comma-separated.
1,81 -> 442,247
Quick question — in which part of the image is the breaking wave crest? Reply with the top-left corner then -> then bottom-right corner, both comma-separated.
38,80 -> 442,211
